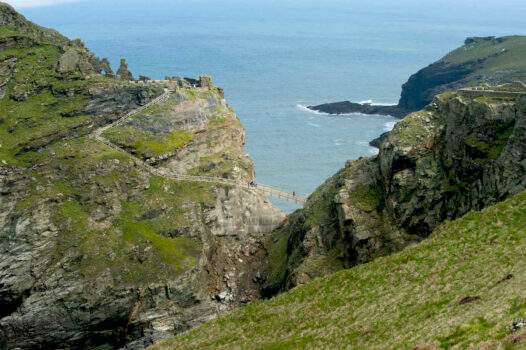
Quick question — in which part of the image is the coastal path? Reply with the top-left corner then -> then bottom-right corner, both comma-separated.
90,89 -> 307,206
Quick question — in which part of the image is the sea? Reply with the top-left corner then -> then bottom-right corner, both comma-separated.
17,0 -> 526,212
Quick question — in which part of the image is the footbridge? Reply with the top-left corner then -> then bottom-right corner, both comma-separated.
91,89 -> 307,206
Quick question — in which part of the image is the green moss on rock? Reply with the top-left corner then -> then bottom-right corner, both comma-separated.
103,126 -> 194,159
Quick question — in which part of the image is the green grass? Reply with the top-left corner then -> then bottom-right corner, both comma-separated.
475,96 -> 517,102
183,88 -> 220,101
441,36 -> 526,75
0,41 -> 118,167
347,184 -> 381,212
388,109 -> 439,146
0,26 -> 24,38
21,137 -> 216,286
439,91 -> 458,98
137,94 -> 181,115
188,151 -> 236,177
465,120 -> 515,161
152,190 -> 526,350
103,126 -> 194,159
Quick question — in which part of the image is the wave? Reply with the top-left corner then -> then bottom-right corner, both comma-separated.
306,121 -> 321,128
359,99 -> 397,106
358,99 -> 373,104
368,147 -> 380,155
296,104 -> 329,115
355,141 -> 370,146
383,121 -> 397,131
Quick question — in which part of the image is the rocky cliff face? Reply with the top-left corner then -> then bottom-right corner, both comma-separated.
0,4 -> 284,349
265,85 -> 526,292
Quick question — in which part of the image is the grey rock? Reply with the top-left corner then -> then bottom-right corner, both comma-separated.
509,318 -> 526,333
266,84 -> 526,292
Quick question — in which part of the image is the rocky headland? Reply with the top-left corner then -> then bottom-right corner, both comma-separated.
308,36 -> 526,146
3,2 -> 526,349
0,3 -> 284,349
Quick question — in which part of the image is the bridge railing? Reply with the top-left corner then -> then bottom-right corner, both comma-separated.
255,184 -> 307,205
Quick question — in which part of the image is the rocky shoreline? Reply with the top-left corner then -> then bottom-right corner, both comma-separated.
307,101 -> 407,118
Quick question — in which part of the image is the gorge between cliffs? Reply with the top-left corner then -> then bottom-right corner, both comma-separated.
1,2 -> 526,350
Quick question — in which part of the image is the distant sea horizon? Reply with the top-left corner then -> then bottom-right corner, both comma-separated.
17,0 -> 526,212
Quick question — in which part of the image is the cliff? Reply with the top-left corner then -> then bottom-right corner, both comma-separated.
263,83 -> 526,293
152,83 -> 526,349
308,36 -> 526,120
0,3 -> 284,349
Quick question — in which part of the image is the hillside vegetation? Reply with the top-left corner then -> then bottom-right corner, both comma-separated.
399,36 -> 526,111
153,190 -> 526,349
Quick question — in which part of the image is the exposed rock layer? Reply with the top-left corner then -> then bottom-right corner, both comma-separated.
265,86 -> 526,292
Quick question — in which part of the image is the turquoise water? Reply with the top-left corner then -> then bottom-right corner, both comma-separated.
18,0 -> 526,212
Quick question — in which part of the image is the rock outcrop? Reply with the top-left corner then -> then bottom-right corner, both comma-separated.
307,101 -> 406,118
265,84 -> 526,292
116,58 -> 135,81
0,4 -> 284,349
89,54 -> 114,76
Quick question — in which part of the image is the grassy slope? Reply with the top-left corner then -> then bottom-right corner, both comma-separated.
17,135 -> 215,286
441,36 -> 526,75
153,190 -> 526,349
0,25 -> 115,166
0,5 -> 217,285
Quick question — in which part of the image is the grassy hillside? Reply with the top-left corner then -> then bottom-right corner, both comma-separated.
399,36 -> 526,111
152,190 -> 526,349
441,36 -> 526,75
0,3 -> 120,167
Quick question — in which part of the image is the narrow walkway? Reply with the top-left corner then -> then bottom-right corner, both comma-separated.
90,89 -> 307,206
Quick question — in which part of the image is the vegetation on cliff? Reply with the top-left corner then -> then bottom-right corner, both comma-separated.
153,190 -> 526,349
0,0 -> 202,286
399,36 -> 526,111
0,3 -> 283,349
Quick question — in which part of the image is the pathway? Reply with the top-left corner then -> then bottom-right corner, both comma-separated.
90,89 -> 308,206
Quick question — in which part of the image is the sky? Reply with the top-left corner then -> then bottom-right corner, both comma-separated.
7,0 -> 83,7
8,0 -> 526,8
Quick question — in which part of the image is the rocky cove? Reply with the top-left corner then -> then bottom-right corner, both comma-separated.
1,2 -> 526,349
